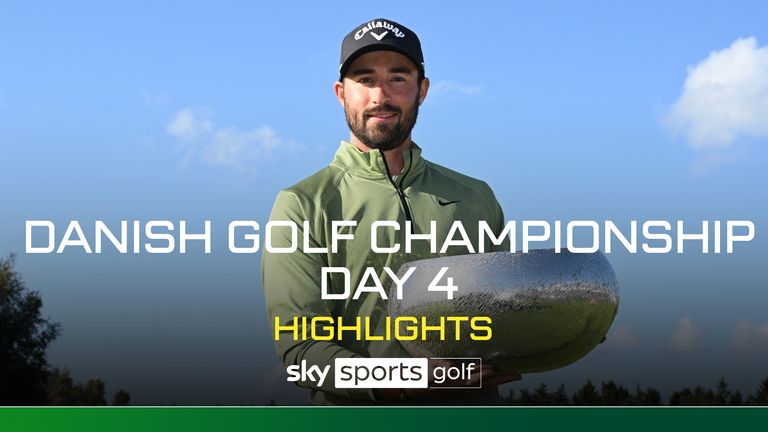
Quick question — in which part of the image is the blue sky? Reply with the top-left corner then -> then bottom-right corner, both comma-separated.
2,1 -> 767,404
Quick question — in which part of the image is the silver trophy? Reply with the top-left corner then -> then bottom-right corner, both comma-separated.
388,249 -> 619,373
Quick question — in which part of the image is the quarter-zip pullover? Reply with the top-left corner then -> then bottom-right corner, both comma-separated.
262,141 -> 507,404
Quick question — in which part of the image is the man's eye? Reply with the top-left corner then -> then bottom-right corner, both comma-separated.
392,76 -> 407,82
358,77 -> 373,83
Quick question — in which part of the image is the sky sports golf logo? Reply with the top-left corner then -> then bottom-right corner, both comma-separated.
286,358 -> 483,389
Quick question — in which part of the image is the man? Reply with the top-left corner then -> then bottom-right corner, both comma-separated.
262,18 -> 519,405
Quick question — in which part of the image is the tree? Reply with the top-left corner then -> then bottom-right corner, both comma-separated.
79,378 -> 107,405
551,384 -> 570,405
600,380 -> 633,405
669,386 -> 715,405
714,377 -> 733,405
45,368 -> 120,405
572,380 -> 601,405
1,255 -> 128,405
531,384 -> 551,405
633,385 -> 662,406
0,254 -> 60,404
749,377 -> 768,405
513,383 -> 571,405
729,390 -> 743,406
45,367 -> 79,404
113,390 -> 131,406
46,368 -> 107,405
514,388 -> 535,405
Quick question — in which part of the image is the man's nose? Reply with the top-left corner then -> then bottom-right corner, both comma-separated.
369,83 -> 392,104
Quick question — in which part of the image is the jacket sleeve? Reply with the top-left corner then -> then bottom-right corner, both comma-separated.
485,184 -> 510,253
261,189 -> 373,400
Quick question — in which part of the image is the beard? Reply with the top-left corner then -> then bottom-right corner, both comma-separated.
344,93 -> 420,151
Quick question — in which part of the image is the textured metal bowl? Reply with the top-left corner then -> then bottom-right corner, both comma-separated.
388,249 -> 619,374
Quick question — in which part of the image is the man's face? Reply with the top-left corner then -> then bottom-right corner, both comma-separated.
334,50 -> 429,151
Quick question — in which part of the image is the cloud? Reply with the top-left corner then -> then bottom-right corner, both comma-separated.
730,320 -> 768,352
166,107 -> 296,171
664,37 -> 768,150
669,317 -> 701,353
166,107 -> 214,141
603,325 -> 638,350
429,80 -> 484,97
203,125 -> 291,168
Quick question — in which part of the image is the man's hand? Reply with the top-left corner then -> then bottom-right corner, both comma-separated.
477,365 -> 522,387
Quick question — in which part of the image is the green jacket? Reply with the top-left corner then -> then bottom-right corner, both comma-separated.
262,141 -> 506,404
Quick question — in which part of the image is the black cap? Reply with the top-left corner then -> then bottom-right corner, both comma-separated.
339,18 -> 424,79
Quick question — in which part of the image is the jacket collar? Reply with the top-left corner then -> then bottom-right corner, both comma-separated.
331,141 -> 426,183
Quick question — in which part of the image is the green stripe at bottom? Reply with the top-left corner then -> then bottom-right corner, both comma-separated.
1,407 -> 766,432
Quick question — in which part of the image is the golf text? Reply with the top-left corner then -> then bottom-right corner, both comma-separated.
25,219 -> 755,254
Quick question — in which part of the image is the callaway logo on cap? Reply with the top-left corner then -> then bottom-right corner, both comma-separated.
339,18 -> 425,79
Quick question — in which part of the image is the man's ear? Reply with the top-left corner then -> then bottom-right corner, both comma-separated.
418,77 -> 430,106
334,81 -> 345,107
